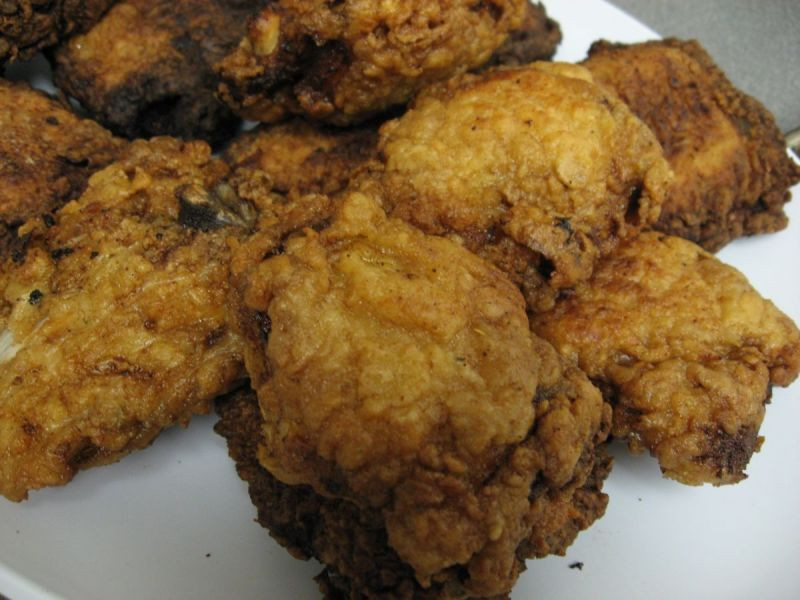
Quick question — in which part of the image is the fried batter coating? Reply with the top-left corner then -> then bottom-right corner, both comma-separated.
376,62 -> 672,312
0,79 -> 126,246
533,232 -> 800,486
215,387 -> 612,600
216,0 -> 536,125
484,1 -> 561,68
0,0 -> 113,65
232,191 -> 611,597
0,137 -> 252,502
53,0 -> 266,144
224,119 -> 379,197
583,39 -> 800,251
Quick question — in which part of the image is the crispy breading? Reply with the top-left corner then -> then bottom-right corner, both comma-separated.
0,137 -> 254,502
53,0 -> 266,145
215,387 -> 612,600
224,119 -> 379,197
532,232 -> 800,486
0,0 -> 113,65
583,39 -> 800,251
0,79 -> 126,241
376,62 -> 672,312
484,1 -> 561,68
231,191 -> 611,597
216,0 -> 537,125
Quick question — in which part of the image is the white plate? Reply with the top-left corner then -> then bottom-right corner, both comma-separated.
2,2 -> 799,599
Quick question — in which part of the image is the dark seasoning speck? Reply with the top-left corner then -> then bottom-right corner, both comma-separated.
568,561 -> 584,570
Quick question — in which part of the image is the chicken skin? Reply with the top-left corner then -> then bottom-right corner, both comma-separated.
54,0 -> 267,145
583,39 -> 800,251
224,119 -> 379,197
216,0 -> 558,125
1,79 -> 126,253
0,0 -> 113,65
228,190 -> 611,598
533,232 -> 800,486
0,137 -> 252,501
215,385 -> 612,600
375,62 -> 672,311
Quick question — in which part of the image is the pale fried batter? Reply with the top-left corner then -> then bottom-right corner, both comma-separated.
533,232 -> 800,486
376,62 -> 672,311
0,0 -> 113,65
0,79 -> 126,246
583,39 -> 800,251
216,0 -> 534,125
0,137 -> 252,502
232,191 -> 610,597
54,0 -> 266,144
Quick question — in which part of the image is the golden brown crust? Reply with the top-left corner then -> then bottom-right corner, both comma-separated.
0,0 -> 113,65
533,232 -> 800,486
229,190 -> 610,597
216,0 -> 533,125
0,79 -> 126,232
53,0 -> 266,144
376,62 -> 672,312
583,38 -> 800,251
0,137 -> 251,501
214,380 -> 611,600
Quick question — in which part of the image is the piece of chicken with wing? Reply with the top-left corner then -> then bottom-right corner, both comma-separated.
215,0 -> 561,125
374,61 -> 672,312
0,137 -> 256,502
533,232 -> 800,486
583,39 -> 800,251
228,190 -> 611,598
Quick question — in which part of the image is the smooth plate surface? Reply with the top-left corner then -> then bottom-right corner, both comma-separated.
1,2 -> 799,599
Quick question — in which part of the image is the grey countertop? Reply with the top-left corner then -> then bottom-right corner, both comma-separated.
607,0 -> 799,133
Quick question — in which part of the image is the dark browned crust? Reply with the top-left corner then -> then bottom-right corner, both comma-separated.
53,0 -> 267,145
214,387 -> 611,600
0,79 -> 126,242
0,0 -> 113,65
224,119 -> 379,197
485,2 -> 561,67
584,38 -> 800,251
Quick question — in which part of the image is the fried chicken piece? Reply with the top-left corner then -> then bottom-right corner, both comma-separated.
0,79 -> 126,251
224,119 -> 379,197
484,1 -> 561,68
583,39 -> 800,251
0,137 -> 255,502
533,232 -> 800,486
375,62 -> 672,312
215,386 -> 611,600
0,0 -> 113,65
216,0 -> 542,125
53,0 -> 267,145
230,190 -> 611,597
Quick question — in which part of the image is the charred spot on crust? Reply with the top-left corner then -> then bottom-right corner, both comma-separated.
700,425 -> 760,478
255,311 -> 272,342
27,289 -> 44,305
536,257 -> 555,280
176,182 -> 255,231
204,325 -> 227,348
625,184 -> 643,226
50,247 -> 74,260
